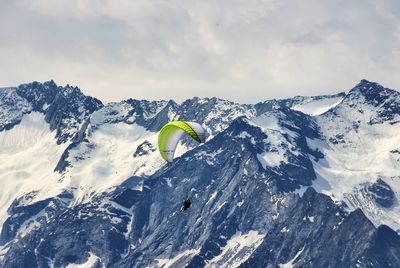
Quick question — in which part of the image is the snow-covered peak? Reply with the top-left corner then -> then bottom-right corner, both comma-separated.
178,97 -> 255,136
0,87 -> 31,131
89,101 -> 137,127
342,79 -> 400,124
125,98 -> 175,120
308,80 -> 400,231
351,79 -> 387,95
348,79 -> 398,104
0,80 -> 103,144
89,99 -> 178,129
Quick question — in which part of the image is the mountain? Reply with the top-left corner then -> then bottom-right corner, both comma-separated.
0,80 -> 103,143
0,80 -> 400,267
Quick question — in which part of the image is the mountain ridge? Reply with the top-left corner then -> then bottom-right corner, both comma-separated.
1,79 -> 400,267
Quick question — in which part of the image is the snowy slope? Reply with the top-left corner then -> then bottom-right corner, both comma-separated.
205,231 -> 264,268
290,94 -> 344,116
255,92 -> 346,117
61,122 -> 154,203
308,80 -> 400,231
0,112 -> 68,229
0,81 -> 104,246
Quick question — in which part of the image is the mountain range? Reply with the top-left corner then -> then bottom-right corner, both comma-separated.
0,79 -> 399,267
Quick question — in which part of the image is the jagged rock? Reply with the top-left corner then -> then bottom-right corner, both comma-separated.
367,179 -> 395,208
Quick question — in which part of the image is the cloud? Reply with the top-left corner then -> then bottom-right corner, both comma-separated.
0,0 -> 399,103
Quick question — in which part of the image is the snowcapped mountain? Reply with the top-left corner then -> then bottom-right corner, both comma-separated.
0,80 -> 400,267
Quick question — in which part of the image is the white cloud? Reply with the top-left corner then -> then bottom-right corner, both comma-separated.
0,0 -> 399,103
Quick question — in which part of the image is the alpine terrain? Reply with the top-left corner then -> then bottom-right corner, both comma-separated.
0,79 -> 400,267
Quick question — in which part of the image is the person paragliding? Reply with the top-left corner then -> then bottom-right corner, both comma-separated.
158,121 -> 206,211
180,197 -> 192,212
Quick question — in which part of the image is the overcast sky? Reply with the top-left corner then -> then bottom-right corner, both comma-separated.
0,0 -> 399,103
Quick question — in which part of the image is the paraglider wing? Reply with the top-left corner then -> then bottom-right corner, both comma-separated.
158,121 -> 206,162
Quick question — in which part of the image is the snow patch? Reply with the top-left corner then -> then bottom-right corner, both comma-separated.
63,122 -> 159,203
257,151 -> 286,168
279,248 -> 304,268
206,231 -> 264,268
291,96 -> 343,116
251,113 -> 280,131
0,244 -> 9,262
206,191 -> 218,206
280,226 -> 290,233
65,252 -> 101,268
154,248 -> 200,268
309,102 -> 400,231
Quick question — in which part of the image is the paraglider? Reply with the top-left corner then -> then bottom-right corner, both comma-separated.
158,121 -> 206,162
180,197 -> 191,212
158,121 -> 206,212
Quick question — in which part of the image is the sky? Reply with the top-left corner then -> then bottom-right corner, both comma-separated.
0,0 -> 399,103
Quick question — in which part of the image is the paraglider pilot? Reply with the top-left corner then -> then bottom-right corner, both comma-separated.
181,197 -> 191,211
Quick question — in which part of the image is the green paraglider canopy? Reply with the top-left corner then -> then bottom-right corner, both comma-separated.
158,121 -> 206,162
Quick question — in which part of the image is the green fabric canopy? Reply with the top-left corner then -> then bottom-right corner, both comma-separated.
158,121 -> 206,162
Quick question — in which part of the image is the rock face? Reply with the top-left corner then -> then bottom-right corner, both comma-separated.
242,188 -> 400,268
1,80 -> 400,267
367,179 -> 395,208
0,81 -> 103,143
